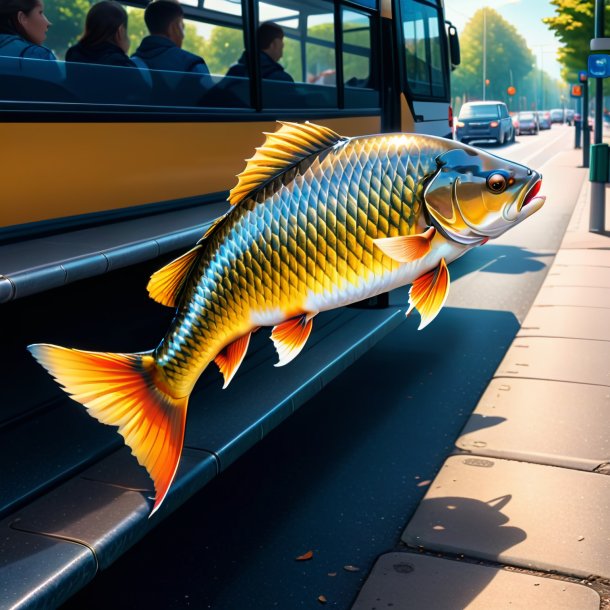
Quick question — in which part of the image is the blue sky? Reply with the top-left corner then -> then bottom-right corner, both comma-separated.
444,0 -> 563,81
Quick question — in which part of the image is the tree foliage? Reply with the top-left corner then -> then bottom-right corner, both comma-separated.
44,0 -> 90,59
543,0 -> 610,82
452,8 -> 535,105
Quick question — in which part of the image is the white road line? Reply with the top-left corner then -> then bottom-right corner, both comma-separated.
520,129 -> 572,166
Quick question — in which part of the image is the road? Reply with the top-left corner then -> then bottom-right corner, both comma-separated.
62,124 -> 585,610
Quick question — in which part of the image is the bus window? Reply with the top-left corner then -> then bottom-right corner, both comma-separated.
399,0 -> 447,100
342,8 -> 379,109
257,0 -> 337,109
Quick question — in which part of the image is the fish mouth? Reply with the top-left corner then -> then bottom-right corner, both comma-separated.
518,178 -> 546,218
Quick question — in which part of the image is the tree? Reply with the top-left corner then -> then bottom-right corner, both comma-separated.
199,25 -> 243,75
451,8 -> 535,108
44,0 -> 91,59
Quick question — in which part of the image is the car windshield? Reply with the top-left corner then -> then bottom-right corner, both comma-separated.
519,112 -> 534,119
459,104 -> 499,119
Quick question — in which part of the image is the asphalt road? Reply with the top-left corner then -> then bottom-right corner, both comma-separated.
63,124 -> 586,610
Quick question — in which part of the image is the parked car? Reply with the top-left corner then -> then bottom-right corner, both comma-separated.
537,110 -> 552,129
550,108 -> 565,124
517,111 -> 539,135
455,101 -> 515,145
510,113 -> 520,136
566,109 -> 575,126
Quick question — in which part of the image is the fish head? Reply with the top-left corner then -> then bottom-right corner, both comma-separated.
422,143 -> 545,246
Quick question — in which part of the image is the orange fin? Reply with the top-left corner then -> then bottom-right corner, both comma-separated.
27,344 -> 188,516
214,332 -> 252,389
229,122 -> 346,206
147,245 -> 202,308
271,313 -> 315,367
373,227 -> 435,263
407,258 -> 450,330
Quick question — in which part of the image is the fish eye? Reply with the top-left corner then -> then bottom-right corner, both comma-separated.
487,173 -> 507,194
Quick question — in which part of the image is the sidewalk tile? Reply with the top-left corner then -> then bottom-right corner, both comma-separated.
533,286 -> 610,308
518,306 -> 610,341
402,456 -> 610,579
554,249 -> 610,267
496,337 -> 610,386
544,266 -> 610,288
351,552 -> 600,610
455,378 -> 610,471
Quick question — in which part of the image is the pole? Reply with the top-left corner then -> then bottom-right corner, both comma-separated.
482,9 -> 486,101
590,0 -> 606,232
583,78 -> 590,167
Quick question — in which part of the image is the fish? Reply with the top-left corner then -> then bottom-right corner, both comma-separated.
28,122 -> 545,514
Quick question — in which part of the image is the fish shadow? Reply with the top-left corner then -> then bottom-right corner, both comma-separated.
450,244 -> 553,280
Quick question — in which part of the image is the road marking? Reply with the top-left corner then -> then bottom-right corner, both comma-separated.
520,129 -> 572,166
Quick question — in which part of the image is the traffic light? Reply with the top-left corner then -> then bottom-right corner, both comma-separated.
579,70 -> 588,83
571,84 -> 583,97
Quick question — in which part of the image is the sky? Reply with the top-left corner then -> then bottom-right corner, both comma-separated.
444,0 -> 564,81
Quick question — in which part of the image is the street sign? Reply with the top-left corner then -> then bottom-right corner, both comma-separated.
579,70 -> 588,82
571,84 -> 583,98
588,54 -> 610,78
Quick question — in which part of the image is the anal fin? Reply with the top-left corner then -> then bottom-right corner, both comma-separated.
214,332 -> 253,389
271,313 -> 316,367
373,227 -> 435,263
407,258 -> 450,330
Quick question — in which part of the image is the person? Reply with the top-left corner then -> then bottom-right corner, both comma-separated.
66,1 -> 135,68
0,0 -> 55,60
132,0 -> 209,76
226,21 -> 293,82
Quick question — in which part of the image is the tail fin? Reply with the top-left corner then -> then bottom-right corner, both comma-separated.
28,344 -> 188,516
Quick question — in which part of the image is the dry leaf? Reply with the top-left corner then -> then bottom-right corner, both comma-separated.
296,550 -> 314,561
344,565 -> 360,572
328,572 -> 337,577
318,595 -> 327,604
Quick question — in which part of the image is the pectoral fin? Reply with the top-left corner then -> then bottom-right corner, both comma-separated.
271,313 -> 316,367
407,258 -> 450,330
214,332 -> 253,389
373,227 -> 435,263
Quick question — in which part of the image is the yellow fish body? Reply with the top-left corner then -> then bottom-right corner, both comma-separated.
29,122 -> 545,513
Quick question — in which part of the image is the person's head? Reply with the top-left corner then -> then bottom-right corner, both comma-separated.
144,0 -> 185,48
258,21 -> 284,62
80,1 -> 129,53
0,0 -> 51,45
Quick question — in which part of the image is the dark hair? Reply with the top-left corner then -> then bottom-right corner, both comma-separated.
258,21 -> 283,50
0,0 -> 39,37
80,1 -> 127,48
144,0 -> 183,36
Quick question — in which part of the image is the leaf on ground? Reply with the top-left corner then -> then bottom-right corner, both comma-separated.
295,550 -> 314,561
318,595 -> 327,604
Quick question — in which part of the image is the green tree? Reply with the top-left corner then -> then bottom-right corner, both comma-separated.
200,26 -> 243,75
45,0 -> 90,59
452,8 -> 535,109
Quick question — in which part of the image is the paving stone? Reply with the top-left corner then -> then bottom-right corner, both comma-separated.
496,337 -> 610,387
518,306 -> 610,341
532,285 -> 610,308
554,249 -> 610,267
455,378 -> 610,470
351,552 -> 601,610
402,456 -> 610,579
544,265 -> 610,288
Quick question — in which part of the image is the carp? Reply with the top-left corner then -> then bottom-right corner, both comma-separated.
29,122 -> 545,514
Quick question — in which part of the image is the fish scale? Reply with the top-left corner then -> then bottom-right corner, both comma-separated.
154,135 -> 437,396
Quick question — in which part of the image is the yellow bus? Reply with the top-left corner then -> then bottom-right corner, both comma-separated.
0,0 -> 459,298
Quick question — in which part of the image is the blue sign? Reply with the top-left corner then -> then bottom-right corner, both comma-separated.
588,55 -> 610,78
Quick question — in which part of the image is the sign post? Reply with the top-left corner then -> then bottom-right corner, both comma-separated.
588,0 -> 608,233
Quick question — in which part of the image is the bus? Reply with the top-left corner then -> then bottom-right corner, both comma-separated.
0,0 -> 459,298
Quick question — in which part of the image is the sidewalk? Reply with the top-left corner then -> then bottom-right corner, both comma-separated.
352,174 -> 610,608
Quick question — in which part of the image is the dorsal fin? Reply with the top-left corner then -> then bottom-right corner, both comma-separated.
147,244 -> 202,308
228,121 -> 346,207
